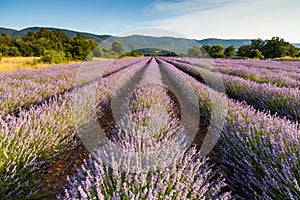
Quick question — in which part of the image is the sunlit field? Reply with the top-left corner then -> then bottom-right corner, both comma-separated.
0,57 -> 51,72
0,57 -> 82,72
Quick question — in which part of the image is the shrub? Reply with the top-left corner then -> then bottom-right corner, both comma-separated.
40,50 -> 68,64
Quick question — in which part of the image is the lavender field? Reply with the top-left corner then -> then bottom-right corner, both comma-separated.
0,57 -> 299,199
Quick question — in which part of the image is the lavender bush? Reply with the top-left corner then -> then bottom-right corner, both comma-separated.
0,58 -> 144,117
163,58 -> 300,122
61,58 -> 230,199
1,56 -> 299,199
157,57 -> 300,199
0,93 -> 76,197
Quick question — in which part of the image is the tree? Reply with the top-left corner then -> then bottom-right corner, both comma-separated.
8,47 -> 21,56
251,38 -> 265,51
40,50 -> 67,64
187,46 -> 203,58
209,45 -> 225,58
237,45 -> 252,57
129,49 -> 143,57
263,36 -> 296,58
250,49 -> 264,59
224,45 -> 235,57
0,29 -> 100,62
202,45 -> 211,54
70,34 -> 98,60
93,46 -> 104,57
112,41 -> 124,55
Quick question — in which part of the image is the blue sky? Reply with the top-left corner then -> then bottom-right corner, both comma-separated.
0,0 -> 299,42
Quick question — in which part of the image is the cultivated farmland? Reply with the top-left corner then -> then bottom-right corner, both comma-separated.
0,57 -> 299,199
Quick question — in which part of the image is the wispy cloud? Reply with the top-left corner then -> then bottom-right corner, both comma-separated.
143,0 -> 300,42
147,0 -> 246,16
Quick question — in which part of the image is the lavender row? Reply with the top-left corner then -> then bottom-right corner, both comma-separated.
0,92 -> 76,198
0,58 -> 144,117
215,66 -> 300,88
162,58 -> 300,122
184,58 -> 300,88
157,57 -> 300,199
0,58 -> 150,198
203,58 -> 300,74
62,58 -> 230,199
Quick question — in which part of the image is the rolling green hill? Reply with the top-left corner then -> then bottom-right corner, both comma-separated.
0,27 -> 17,35
0,27 -> 110,43
0,26 -> 299,51
293,43 -> 300,48
196,38 -> 251,48
101,35 -> 200,53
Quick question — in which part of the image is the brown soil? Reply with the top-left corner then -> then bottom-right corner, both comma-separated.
97,83 -> 182,140
31,142 -> 90,199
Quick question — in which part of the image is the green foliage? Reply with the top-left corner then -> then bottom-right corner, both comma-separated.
263,36 -> 297,58
0,29 -> 98,62
128,49 -> 143,57
120,49 -> 143,58
8,47 -> 21,56
202,45 -> 211,53
250,49 -> 264,59
92,46 -> 119,58
224,45 -> 235,57
92,46 -> 103,57
112,41 -> 124,55
69,34 -> 98,60
40,50 -> 68,64
209,45 -> 225,58
237,45 -> 251,57
187,46 -> 203,58
250,38 -> 265,51
237,36 -> 298,59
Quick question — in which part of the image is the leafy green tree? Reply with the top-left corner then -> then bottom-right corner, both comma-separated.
187,46 -> 203,58
202,45 -> 211,54
112,41 -> 124,55
250,49 -> 264,59
8,47 -> 21,56
0,29 -> 100,62
129,49 -> 143,57
263,36 -> 296,58
40,50 -> 68,64
0,46 -> 10,56
237,45 -> 252,57
70,34 -> 98,60
224,45 -> 235,57
93,46 -> 104,57
251,38 -> 265,51
102,48 -> 119,58
209,45 -> 225,58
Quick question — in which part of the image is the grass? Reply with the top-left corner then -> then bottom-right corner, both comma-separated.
273,56 -> 300,61
0,57 -> 83,73
0,57 -> 52,72
92,57 -> 112,61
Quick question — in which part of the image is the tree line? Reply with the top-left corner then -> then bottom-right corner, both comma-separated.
187,37 -> 300,59
1,29 -> 299,62
0,28 -> 122,63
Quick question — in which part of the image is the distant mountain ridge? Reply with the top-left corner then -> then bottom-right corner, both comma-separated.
0,27 -> 110,43
196,38 -> 251,48
0,27 -> 16,35
293,43 -> 300,48
101,34 -> 200,53
0,26 -> 299,49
